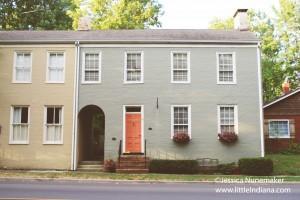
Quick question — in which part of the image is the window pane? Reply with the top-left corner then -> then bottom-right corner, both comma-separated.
174,107 -> 188,125
173,70 -> 188,81
269,121 -> 289,137
47,107 -> 54,124
126,107 -> 141,112
54,107 -> 61,124
21,107 -> 28,123
218,53 -> 234,82
220,106 -> 235,133
13,107 -> 22,123
15,53 -> 31,81
85,71 -> 99,81
126,53 -> 141,82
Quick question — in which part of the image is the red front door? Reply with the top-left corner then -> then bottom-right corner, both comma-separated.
125,113 -> 142,153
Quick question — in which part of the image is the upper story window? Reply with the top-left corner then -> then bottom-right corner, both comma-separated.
269,120 -> 290,138
124,52 -> 143,84
82,52 -> 101,83
44,106 -> 63,144
47,52 -> 65,83
217,52 -> 236,84
218,105 -> 238,134
10,106 -> 29,144
13,52 -> 32,83
171,105 -> 191,138
171,52 -> 190,83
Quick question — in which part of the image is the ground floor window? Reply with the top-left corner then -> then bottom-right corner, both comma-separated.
171,105 -> 191,137
268,120 -> 290,138
218,105 -> 238,133
10,106 -> 29,144
44,106 -> 63,144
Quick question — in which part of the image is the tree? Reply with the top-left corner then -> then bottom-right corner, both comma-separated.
0,0 -> 75,30
208,0 -> 300,102
74,0 -> 163,30
209,17 -> 233,29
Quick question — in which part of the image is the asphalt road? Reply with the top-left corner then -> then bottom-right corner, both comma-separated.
0,179 -> 299,200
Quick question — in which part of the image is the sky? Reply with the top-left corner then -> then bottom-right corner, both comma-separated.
159,0 -> 280,29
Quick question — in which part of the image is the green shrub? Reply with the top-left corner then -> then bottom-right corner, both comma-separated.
238,158 -> 273,176
281,142 -> 300,154
217,162 -> 239,175
149,159 -> 199,174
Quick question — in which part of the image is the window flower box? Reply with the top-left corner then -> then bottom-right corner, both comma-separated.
218,132 -> 238,144
173,132 -> 190,144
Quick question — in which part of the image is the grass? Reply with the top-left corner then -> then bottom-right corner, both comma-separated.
266,154 -> 300,176
1,170 -> 300,182
0,154 -> 299,182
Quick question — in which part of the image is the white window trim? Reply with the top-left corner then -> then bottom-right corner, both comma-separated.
9,106 -> 30,144
122,105 -> 144,154
124,51 -> 144,84
216,52 -> 236,84
268,119 -> 290,139
171,51 -> 191,83
217,105 -> 238,134
12,51 -> 32,83
171,105 -> 192,139
46,51 -> 66,83
43,106 -> 64,145
81,52 -> 102,84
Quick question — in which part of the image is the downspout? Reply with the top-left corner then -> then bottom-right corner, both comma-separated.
71,40 -> 80,170
257,42 -> 265,157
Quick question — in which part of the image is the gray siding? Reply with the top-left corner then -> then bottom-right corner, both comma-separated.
78,46 -> 262,163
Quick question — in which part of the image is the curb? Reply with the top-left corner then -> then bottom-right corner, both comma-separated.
0,177 -> 300,184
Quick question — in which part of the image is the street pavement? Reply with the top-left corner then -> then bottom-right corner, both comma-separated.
0,179 -> 299,200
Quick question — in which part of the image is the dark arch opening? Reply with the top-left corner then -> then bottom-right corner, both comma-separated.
78,105 -> 105,161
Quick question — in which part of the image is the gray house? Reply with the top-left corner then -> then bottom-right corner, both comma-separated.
75,9 -> 264,171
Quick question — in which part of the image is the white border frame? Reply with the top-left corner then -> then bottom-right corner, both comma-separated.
216,52 -> 237,85
81,51 -> 102,84
124,51 -> 144,84
268,119 -> 290,139
9,106 -> 30,144
43,105 -> 64,145
171,105 -> 192,138
12,51 -> 32,83
217,105 -> 239,134
46,51 -> 66,83
171,51 -> 191,84
122,105 -> 144,154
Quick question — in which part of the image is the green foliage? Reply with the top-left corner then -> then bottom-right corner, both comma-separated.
0,0 -> 75,30
217,162 -> 239,175
86,0 -> 163,30
209,17 -> 234,29
280,142 -> 300,154
238,158 -> 273,176
149,159 -> 199,174
209,0 -> 300,102
266,154 -> 300,175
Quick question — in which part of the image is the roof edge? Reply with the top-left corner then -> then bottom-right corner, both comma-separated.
263,88 -> 300,109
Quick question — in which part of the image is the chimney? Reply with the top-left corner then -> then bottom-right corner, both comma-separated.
78,17 -> 91,31
233,9 -> 249,31
282,81 -> 290,95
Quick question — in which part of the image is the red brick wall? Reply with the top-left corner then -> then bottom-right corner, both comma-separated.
264,92 -> 300,153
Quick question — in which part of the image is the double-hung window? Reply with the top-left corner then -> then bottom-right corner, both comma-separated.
171,105 -> 191,137
47,52 -> 65,83
14,52 -> 32,83
124,52 -> 143,83
10,106 -> 29,144
218,105 -> 238,133
269,120 -> 290,138
44,106 -> 63,144
82,52 -> 101,83
217,52 -> 236,84
171,52 -> 190,83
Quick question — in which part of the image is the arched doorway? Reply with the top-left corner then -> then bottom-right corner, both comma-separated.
78,105 -> 105,161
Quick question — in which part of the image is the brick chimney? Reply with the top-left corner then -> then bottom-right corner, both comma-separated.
282,81 -> 290,95
233,9 -> 249,31
78,17 -> 91,31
